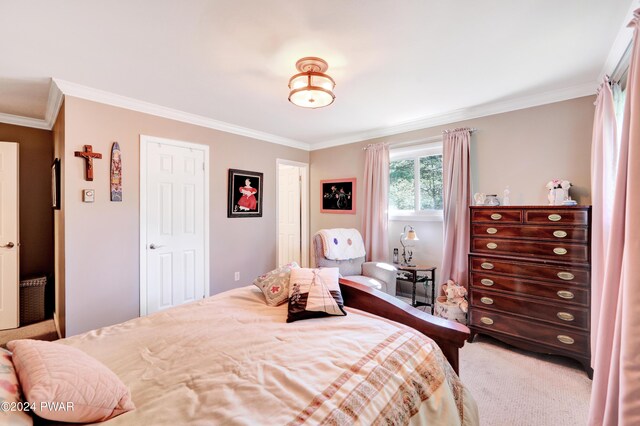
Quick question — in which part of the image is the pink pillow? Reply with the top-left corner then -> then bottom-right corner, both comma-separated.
0,348 -> 32,425
7,339 -> 134,423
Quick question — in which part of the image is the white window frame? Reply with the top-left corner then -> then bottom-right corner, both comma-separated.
389,140 -> 444,222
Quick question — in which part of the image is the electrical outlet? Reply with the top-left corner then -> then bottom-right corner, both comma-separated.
234,272 -> 240,281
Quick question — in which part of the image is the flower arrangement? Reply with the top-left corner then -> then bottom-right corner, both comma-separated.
546,179 -> 572,190
546,179 -> 572,205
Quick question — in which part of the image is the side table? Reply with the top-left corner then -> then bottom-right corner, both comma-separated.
395,265 -> 437,314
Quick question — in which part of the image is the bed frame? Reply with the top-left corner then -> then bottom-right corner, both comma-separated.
339,278 -> 469,374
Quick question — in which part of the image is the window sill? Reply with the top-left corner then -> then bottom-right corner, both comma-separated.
389,213 -> 443,222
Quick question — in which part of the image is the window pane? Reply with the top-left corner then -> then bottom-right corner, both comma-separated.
389,159 -> 415,210
419,155 -> 443,210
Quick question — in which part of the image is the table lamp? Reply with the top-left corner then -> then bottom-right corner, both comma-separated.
400,225 -> 419,267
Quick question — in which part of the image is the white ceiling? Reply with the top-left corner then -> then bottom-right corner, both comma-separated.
0,0 -> 633,148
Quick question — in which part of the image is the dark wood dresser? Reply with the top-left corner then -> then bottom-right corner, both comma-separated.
468,205 -> 592,377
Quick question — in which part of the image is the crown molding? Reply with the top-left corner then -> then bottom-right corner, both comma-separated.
309,82 -> 596,150
52,79 -> 310,151
44,80 -> 64,129
0,79 -> 64,131
3,78 -> 595,149
0,112 -> 50,130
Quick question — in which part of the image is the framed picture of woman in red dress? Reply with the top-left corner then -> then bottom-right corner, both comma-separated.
228,169 -> 263,218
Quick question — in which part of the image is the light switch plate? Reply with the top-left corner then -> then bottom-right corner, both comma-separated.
83,189 -> 95,203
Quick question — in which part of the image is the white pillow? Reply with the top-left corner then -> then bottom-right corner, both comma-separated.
287,268 -> 346,322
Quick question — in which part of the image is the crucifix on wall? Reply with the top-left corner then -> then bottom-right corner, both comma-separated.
74,145 -> 102,181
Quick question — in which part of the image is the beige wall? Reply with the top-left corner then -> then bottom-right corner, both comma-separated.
0,122 -> 55,315
60,96 -> 309,336
0,122 -> 54,279
310,96 -> 595,283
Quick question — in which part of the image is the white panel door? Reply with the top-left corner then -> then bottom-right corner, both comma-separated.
145,141 -> 206,315
0,142 -> 19,330
278,165 -> 301,266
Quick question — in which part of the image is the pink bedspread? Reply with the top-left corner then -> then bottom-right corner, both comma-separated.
61,286 -> 478,425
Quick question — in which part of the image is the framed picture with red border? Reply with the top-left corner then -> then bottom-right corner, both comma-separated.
320,178 -> 356,214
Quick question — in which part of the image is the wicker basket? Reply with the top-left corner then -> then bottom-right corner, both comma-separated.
20,276 -> 47,326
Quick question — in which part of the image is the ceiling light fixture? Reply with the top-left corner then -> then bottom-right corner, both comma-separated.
288,57 -> 335,109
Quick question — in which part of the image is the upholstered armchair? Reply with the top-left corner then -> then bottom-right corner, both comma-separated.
313,229 -> 397,296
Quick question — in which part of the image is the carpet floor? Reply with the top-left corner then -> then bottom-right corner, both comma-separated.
460,335 -> 592,426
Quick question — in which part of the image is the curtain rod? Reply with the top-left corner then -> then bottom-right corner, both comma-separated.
442,127 -> 478,134
610,41 -> 632,85
362,128 -> 478,150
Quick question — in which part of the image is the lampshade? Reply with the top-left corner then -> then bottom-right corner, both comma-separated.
406,229 -> 419,241
288,57 -> 335,108
401,226 -> 419,247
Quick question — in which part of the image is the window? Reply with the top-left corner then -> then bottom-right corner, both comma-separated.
389,141 -> 443,220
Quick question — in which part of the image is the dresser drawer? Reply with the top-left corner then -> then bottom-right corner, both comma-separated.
471,289 -> 588,329
470,308 -> 589,355
469,256 -> 590,286
525,209 -> 589,226
471,209 -> 522,223
471,224 -> 588,243
470,272 -> 589,306
472,238 -> 589,263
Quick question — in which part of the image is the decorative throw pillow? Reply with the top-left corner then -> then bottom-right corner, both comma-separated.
0,348 -> 32,426
7,339 -> 135,423
254,261 -> 300,306
287,267 -> 347,323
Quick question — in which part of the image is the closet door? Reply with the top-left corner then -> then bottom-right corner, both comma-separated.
0,142 -> 19,330
140,136 -> 209,316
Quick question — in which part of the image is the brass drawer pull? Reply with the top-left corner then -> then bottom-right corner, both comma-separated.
548,214 -> 562,222
480,297 -> 494,305
557,272 -> 575,281
480,278 -> 494,286
557,335 -> 575,345
486,227 -> 498,234
481,262 -> 494,270
553,247 -> 568,255
553,230 -> 568,238
557,312 -> 575,322
557,290 -> 575,299
480,317 -> 494,325
486,243 -> 498,250
490,213 -> 502,220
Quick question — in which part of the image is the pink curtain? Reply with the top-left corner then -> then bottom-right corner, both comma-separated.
440,128 -> 471,291
362,143 -> 389,261
588,9 -> 640,426
590,78 -> 617,362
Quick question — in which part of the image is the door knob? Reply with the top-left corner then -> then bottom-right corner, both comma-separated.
1,242 -> 15,249
149,243 -> 165,250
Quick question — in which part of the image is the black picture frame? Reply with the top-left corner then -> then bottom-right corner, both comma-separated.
52,158 -> 61,210
227,169 -> 263,218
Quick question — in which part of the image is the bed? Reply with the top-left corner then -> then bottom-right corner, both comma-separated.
52,279 -> 478,425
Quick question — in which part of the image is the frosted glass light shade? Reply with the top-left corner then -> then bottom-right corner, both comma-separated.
288,57 -> 336,108
400,225 -> 419,248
